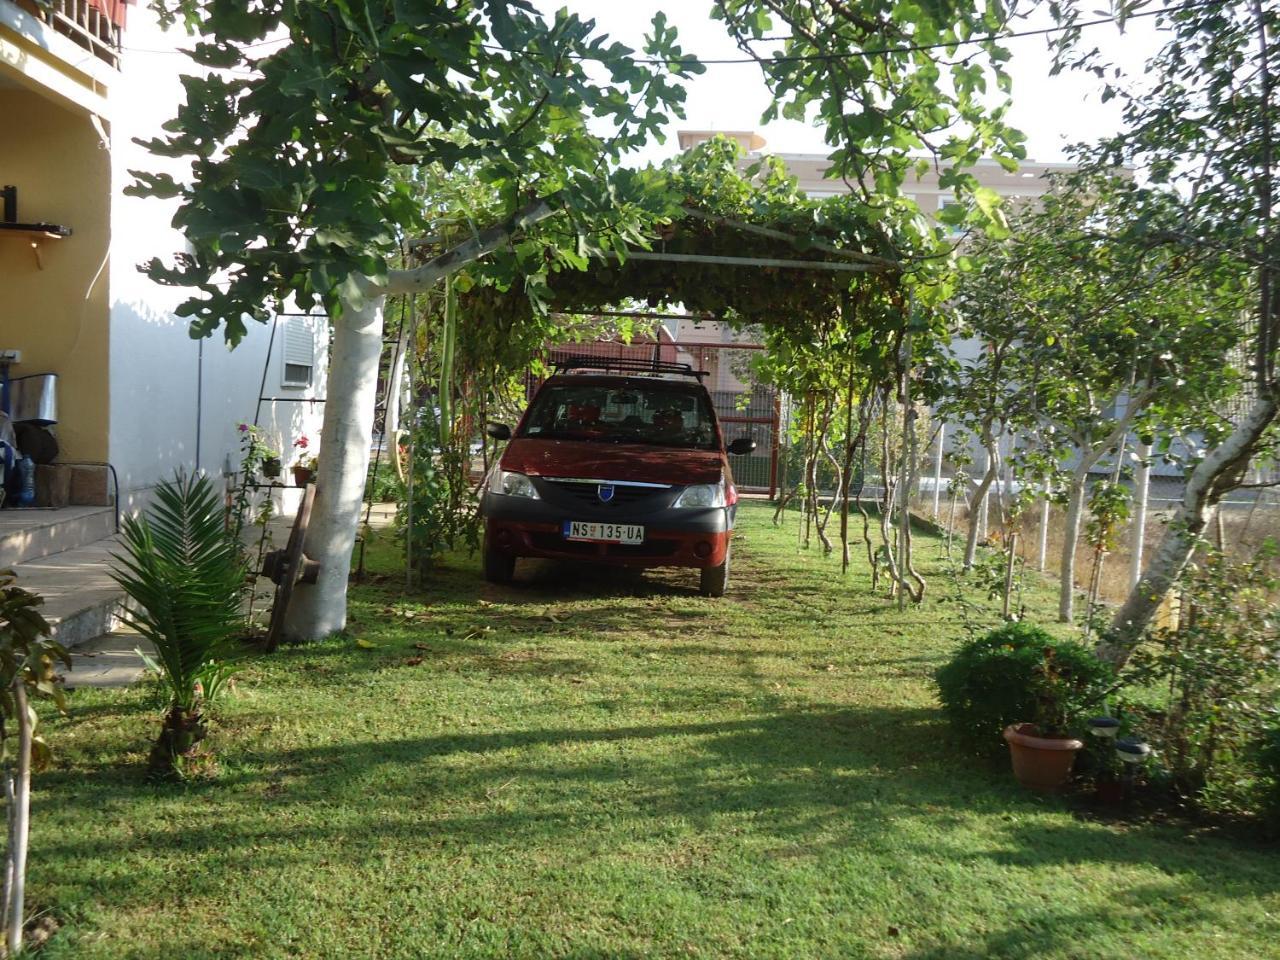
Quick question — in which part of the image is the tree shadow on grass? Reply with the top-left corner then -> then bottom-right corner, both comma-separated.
898,859 -> 1279,960
34,701 -> 1280,959
38,702 -> 1278,875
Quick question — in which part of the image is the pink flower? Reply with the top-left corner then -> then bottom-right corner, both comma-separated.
294,435 -> 310,450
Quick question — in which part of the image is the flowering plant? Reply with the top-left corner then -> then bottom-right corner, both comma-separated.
292,434 -> 318,471
237,423 -> 279,466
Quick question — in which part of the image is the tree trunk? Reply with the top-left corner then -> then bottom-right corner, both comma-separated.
1100,393 -> 1279,665
284,288 -> 386,641
148,705 -> 208,778
963,431 -> 999,570
878,406 -> 899,596
1058,469 -> 1088,623
2,772 -> 13,940
931,421 -> 945,517
839,379 -> 856,574
899,401 -> 925,604
1129,440 -> 1152,588
385,319 -> 411,484
816,436 -> 839,554
1003,532 -> 1018,619
945,487 -> 957,557
996,437 -> 1015,541
896,331 -> 922,606
5,682 -> 31,957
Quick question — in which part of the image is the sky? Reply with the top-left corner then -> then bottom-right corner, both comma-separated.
531,1 -> 1165,167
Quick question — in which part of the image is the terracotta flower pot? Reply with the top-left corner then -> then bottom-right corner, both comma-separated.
1003,723 -> 1084,792
292,465 -> 315,487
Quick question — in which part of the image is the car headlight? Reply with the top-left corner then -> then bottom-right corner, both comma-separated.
673,480 -> 726,509
488,468 -> 540,499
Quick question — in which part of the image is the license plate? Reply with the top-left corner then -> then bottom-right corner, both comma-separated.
563,520 -> 644,544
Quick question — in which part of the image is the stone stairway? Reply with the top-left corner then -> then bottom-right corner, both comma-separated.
2,505 -> 122,646
0,505 -> 149,687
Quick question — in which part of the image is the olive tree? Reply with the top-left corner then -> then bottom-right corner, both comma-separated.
946,174 -> 1245,623
1051,0 -> 1280,662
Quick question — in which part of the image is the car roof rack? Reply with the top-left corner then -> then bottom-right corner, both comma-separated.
550,355 -> 709,381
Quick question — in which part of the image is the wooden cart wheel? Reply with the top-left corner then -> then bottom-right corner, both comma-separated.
265,483 -> 317,652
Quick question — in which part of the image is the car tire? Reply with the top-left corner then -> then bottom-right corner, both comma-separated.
483,545 -> 515,585
699,544 -> 730,597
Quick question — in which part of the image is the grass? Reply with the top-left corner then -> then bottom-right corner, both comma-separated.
33,502 -> 1280,959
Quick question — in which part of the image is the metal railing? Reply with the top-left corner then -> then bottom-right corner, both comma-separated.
30,0 -> 123,69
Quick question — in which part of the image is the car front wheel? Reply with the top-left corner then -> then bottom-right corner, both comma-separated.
699,543 -> 730,597
483,544 -> 515,585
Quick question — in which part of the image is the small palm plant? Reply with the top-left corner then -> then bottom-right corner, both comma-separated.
112,473 -> 246,777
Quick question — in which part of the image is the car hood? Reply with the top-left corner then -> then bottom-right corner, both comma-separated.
500,438 -> 723,485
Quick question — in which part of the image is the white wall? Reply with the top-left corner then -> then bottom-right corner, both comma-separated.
107,6 -> 326,511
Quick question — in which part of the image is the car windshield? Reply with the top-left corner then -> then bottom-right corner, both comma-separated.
519,381 -> 718,450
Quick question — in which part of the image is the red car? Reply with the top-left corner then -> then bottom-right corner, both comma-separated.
479,357 -> 756,596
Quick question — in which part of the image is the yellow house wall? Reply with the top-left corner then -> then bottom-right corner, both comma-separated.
0,85 -> 110,461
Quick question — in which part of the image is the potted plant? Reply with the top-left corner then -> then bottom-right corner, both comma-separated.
291,434 -> 317,486
1002,645 -> 1095,792
237,423 -> 281,479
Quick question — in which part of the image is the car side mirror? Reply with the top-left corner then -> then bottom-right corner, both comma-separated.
727,437 -> 756,455
486,422 -> 512,441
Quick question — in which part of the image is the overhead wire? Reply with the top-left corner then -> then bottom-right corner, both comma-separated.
479,0 -> 1226,66
118,0 -> 1224,62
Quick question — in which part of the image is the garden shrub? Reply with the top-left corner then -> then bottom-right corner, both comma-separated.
365,457 -> 402,504
1257,724 -> 1280,837
397,414 -> 479,571
935,622 -> 1115,753
1124,545 -> 1279,819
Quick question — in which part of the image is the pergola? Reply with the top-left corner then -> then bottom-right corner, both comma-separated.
442,182 -> 928,606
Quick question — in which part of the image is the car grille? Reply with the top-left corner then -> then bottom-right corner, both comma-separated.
540,480 -> 671,508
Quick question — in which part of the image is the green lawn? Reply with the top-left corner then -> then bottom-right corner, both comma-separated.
36,502 -> 1280,959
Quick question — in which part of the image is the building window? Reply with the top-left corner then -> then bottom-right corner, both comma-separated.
282,321 -> 315,388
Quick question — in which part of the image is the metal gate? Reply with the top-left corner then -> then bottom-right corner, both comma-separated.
529,336 -> 781,496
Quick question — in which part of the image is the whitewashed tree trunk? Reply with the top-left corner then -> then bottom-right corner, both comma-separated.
284,287 -> 386,641
1101,393 -> 1279,665
977,464 -> 990,542
5,683 -> 32,957
277,198 -> 561,638
1038,478 -> 1051,573
963,434 -> 999,570
385,321 -> 411,484
1129,440 -> 1152,588
1,772 -> 10,942
1058,468 -> 1089,623
931,422 -> 944,517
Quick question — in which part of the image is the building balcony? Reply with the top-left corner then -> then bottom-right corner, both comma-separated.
10,0 -> 125,69
1,0 -> 124,117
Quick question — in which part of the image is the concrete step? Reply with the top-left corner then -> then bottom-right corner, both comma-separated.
0,506 -> 115,569
58,631 -> 153,690
11,537 -> 124,650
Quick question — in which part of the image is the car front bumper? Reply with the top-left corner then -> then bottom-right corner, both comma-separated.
480,491 -> 733,569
